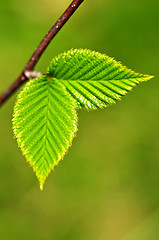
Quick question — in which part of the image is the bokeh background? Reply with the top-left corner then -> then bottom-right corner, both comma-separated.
0,0 -> 159,239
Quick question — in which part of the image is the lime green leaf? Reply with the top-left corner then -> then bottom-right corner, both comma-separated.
47,49 -> 153,110
13,49 -> 153,189
13,76 -> 78,189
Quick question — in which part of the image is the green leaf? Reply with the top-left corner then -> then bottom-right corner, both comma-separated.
13,76 -> 78,189
47,49 -> 153,110
13,49 -> 153,189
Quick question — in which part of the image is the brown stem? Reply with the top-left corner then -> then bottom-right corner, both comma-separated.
0,0 -> 84,107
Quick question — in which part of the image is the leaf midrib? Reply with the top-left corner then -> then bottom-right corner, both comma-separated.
41,80 -> 51,178
58,78 -> 148,81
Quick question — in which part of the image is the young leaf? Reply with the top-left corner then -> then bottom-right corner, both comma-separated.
47,49 -> 153,110
13,76 -> 78,189
13,49 -> 153,189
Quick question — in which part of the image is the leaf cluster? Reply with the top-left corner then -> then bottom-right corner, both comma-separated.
12,49 -> 153,189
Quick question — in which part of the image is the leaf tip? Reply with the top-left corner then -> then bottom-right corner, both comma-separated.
37,174 -> 46,191
40,184 -> 44,191
143,74 -> 154,82
149,75 -> 155,80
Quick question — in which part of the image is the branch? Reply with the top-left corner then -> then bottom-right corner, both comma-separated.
0,0 -> 84,107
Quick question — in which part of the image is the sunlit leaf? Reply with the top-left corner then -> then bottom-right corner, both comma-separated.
13,49 -> 153,189
48,49 -> 153,110
13,76 -> 78,189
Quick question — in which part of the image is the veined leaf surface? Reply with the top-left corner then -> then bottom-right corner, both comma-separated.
13,76 -> 77,189
48,49 -> 153,110
13,49 -> 153,189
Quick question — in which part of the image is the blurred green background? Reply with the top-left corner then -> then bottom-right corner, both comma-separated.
0,0 -> 159,239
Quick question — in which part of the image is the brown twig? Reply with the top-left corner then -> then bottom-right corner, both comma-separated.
0,0 -> 84,107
